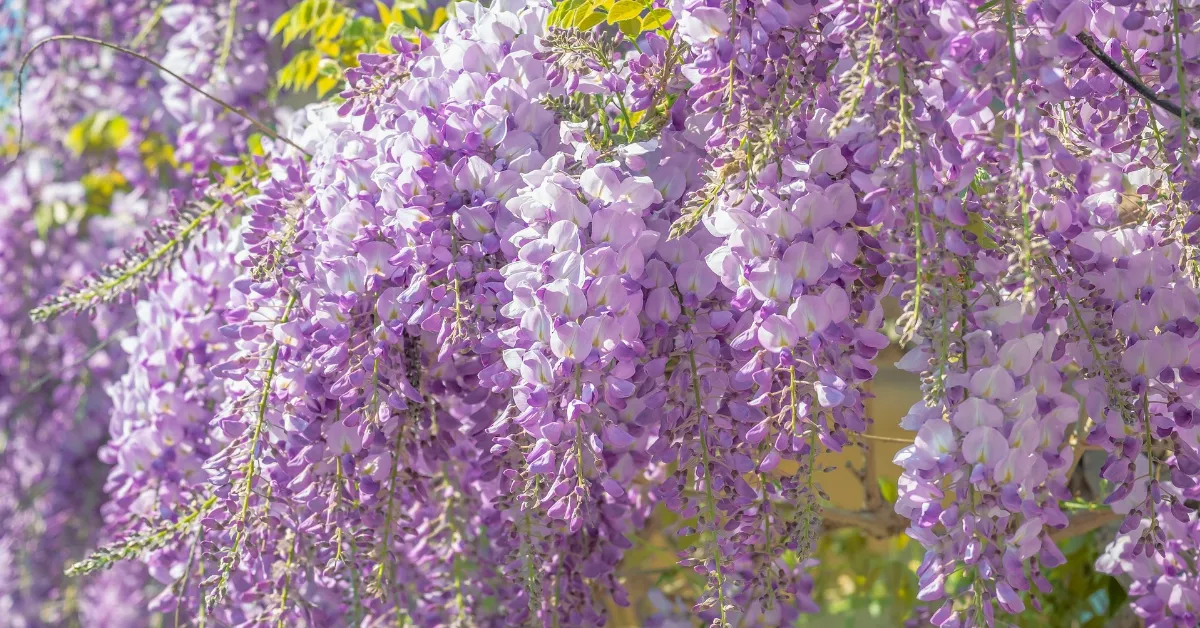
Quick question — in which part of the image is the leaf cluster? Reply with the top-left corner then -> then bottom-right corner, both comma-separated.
271,0 -> 449,97
34,112 -> 178,237
548,0 -> 672,38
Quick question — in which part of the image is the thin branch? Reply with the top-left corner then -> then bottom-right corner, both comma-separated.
10,319 -> 136,403
859,433 -> 915,445
821,506 -> 908,538
1050,509 -> 1121,542
823,503 -> 1120,543
10,35 -> 312,162
1076,32 -> 1200,130
859,431 -> 883,511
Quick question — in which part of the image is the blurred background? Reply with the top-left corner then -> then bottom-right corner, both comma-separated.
607,343 -> 1131,628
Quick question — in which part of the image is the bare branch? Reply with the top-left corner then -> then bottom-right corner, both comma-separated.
822,507 -> 908,539
1076,32 -> 1200,130
10,35 -> 312,163
1051,509 -> 1121,542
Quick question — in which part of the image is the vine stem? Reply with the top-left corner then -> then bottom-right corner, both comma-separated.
1046,263 -> 1130,419
687,345 -> 728,627
375,403 -> 407,595
213,292 -> 298,601
217,0 -> 240,71
830,0 -> 884,134
1002,0 -> 1034,299
895,7 -> 924,343
276,532 -> 298,627
1170,0 -> 1194,153
129,0 -> 170,49
31,178 -> 256,322
174,527 -> 204,628
11,35 -> 312,162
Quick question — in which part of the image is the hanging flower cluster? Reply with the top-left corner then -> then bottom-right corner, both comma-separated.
0,0 -> 297,623
6,0 -> 1200,626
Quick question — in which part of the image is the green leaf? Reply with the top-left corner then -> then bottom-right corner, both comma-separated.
567,1 -> 597,28
317,75 -> 340,97
270,12 -> 292,38
375,0 -> 393,25
876,477 -> 898,504
964,211 -> 999,250
617,16 -> 642,37
34,203 -> 54,238
607,0 -> 643,24
641,8 -> 671,30
428,7 -> 448,31
552,0 -> 587,28
64,123 -> 86,155
576,10 -> 607,30
247,134 -> 265,157
315,58 -> 342,97
316,11 -> 348,42
103,114 -> 130,147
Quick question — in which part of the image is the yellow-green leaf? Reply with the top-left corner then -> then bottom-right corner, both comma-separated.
429,7 -> 447,30
312,0 -> 332,21
965,212 -> 999,250
317,11 -> 348,42
300,51 -> 321,89
105,115 -> 130,147
553,0 -> 587,27
64,124 -> 87,155
617,16 -> 642,37
270,12 -> 292,38
317,75 -> 340,97
607,0 -> 643,24
576,10 -> 607,30
247,134 -> 265,157
278,61 -> 296,88
567,1 -> 596,28
298,0 -> 315,28
642,8 -> 671,30
375,0 -> 393,25
282,18 -> 304,47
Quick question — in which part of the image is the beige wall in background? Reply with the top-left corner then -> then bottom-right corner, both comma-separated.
824,344 -> 921,510
608,346 -> 924,625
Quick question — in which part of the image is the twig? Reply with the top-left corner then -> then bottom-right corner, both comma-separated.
10,319 -> 136,403
823,503 -> 1119,543
861,431 -> 882,511
859,433 -> 915,445
10,35 -> 312,162
1049,509 -> 1121,542
1076,32 -> 1200,130
821,506 -> 908,538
